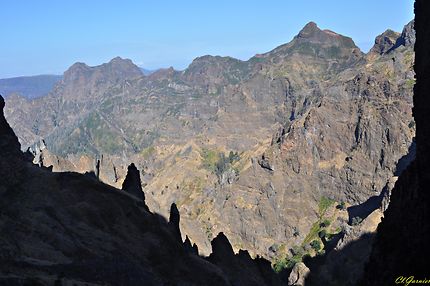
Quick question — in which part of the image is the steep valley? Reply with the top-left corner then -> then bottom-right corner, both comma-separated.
5,20 -> 416,271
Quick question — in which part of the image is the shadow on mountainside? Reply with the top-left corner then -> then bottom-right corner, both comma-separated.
307,2 -> 430,282
394,139 -> 416,176
303,232 -> 375,286
347,192 -> 385,225
347,139 -> 416,224
300,138 -> 417,285
0,94 -> 286,286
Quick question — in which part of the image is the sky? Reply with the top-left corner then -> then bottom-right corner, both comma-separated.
0,0 -> 414,78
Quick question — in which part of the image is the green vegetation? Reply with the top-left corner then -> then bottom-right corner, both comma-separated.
310,240 -> 322,251
272,196 -> 342,272
318,196 -> 335,217
303,221 -> 322,244
273,245 -> 307,273
214,153 -> 229,177
273,252 -> 306,273
201,148 -> 219,171
228,151 -> 240,163
201,148 -> 241,179
336,201 -> 346,210
405,78 -> 416,89
273,257 -> 288,273
85,113 -> 122,154
141,145 -> 155,159
204,224 -> 213,240
272,196 -> 345,273
303,197 -> 334,244
318,229 -> 327,239
320,219 -> 331,228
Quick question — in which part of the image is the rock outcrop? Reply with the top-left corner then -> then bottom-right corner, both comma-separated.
0,96 -> 22,157
169,203 -> 182,242
4,57 -> 143,152
305,209 -> 383,285
208,232 -> 283,286
122,163 -> 145,202
370,29 -> 401,55
288,262 -> 310,286
399,20 -> 416,47
0,95 -> 25,186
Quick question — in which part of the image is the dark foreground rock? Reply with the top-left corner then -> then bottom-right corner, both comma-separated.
0,95 -> 281,285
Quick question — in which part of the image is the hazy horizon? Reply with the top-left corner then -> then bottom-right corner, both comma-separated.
1,0 -> 414,78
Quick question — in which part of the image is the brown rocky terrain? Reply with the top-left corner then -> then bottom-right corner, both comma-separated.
0,95 -> 283,285
5,20 -> 416,271
5,57 -> 142,151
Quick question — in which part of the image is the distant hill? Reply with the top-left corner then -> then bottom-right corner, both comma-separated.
139,67 -> 157,75
0,74 -> 62,99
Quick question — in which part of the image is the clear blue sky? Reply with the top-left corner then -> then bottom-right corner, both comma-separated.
0,0 -> 414,78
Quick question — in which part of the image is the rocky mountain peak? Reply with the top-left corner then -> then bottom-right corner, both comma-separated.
63,57 -> 142,85
109,56 -> 129,63
294,21 -> 357,49
369,20 -> 415,55
169,203 -> 182,242
399,20 -> 415,47
103,56 -> 142,75
182,55 -> 247,87
296,21 -> 320,37
369,29 -> 401,55
63,62 -> 90,79
122,163 -> 145,203
210,232 -> 234,259
147,66 -> 176,80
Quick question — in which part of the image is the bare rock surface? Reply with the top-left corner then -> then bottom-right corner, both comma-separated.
288,262 -> 310,286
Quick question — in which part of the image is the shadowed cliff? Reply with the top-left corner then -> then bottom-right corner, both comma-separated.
302,3 -> 428,284
360,1 -> 430,283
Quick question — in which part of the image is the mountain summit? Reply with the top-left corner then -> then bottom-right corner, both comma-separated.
63,56 -> 142,86
297,21 -> 320,35
370,29 -> 401,54
294,21 -> 357,49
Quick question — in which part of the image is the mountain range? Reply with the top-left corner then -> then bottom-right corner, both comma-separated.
0,67 -> 156,99
3,20 -> 416,284
0,75 -> 62,99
